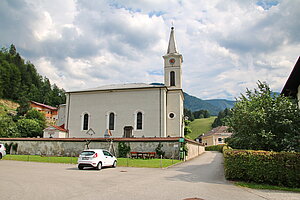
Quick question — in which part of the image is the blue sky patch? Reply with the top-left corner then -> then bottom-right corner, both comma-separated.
148,70 -> 163,76
256,0 -> 279,10
148,11 -> 165,17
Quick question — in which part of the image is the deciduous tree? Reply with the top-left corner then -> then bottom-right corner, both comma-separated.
227,81 -> 300,152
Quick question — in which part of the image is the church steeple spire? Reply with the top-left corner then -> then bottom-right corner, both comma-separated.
163,26 -> 183,89
167,27 -> 178,54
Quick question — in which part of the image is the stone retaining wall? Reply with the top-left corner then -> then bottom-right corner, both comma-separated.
0,137 -> 204,160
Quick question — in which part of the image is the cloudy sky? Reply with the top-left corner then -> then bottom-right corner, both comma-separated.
0,0 -> 299,100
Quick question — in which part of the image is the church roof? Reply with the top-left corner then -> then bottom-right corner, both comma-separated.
68,83 -> 166,93
167,27 -> 178,54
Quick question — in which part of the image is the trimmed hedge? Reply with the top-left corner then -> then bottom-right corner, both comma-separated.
205,144 -> 226,152
223,150 -> 300,188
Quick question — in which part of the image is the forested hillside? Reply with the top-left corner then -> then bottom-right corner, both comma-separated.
184,93 -> 235,115
0,44 -> 66,106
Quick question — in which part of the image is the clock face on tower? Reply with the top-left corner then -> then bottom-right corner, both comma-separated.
169,58 -> 175,65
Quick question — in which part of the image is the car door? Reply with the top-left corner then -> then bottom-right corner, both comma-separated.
102,150 -> 114,166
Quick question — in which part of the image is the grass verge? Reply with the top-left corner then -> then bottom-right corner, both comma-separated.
4,154 -> 78,164
234,182 -> 300,193
3,155 -> 182,168
117,158 -> 181,168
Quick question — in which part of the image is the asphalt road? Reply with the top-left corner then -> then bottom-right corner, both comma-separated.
0,152 -> 299,200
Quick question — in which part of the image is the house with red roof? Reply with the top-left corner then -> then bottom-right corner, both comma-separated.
43,125 -> 68,138
30,101 -> 58,123
198,126 -> 232,146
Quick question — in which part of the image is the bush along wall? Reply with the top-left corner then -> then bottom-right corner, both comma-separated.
223,149 -> 300,188
205,144 -> 226,152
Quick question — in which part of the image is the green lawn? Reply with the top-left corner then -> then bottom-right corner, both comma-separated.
4,154 -> 78,164
117,158 -> 181,168
186,117 -> 216,140
3,155 -> 181,168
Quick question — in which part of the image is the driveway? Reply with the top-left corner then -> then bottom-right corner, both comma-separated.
0,152 -> 299,200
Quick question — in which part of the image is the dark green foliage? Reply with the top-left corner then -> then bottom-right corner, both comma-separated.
205,144 -> 226,152
193,109 -> 210,119
12,143 -> 18,152
9,44 -> 17,56
0,114 -> 20,137
0,45 -> 66,107
16,97 -> 30,116
118,142 -> 131,158
4,143 -> 13,154
212,108 -> 231,128
16,118 -> 44,137
184,120 -> 192,136
25,109 -> 46,130
184,108 -> 194,121
223,150 -> 300,188
155,143 -> 165,158
184,126 -> 192,136
227,81 -> 300,152
182,142 -> 188,156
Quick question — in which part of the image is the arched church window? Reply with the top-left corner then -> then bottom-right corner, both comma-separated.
109,112 -> 115,130
83,113 -> 89,130
137,112 -> 143,130
170,71 -> 175,86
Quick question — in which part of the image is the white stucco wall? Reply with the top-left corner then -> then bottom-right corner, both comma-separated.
166,90 -> 184,137
163,54 -> 183,89
57,104 -> 66,126
43,131 -> 67,138
65,88 -> 167,138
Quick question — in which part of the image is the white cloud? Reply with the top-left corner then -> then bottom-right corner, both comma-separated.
0,0 -> 299,101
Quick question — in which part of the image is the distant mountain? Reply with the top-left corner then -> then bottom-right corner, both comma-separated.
205,99 -> 235,111
183,92 -> 235,116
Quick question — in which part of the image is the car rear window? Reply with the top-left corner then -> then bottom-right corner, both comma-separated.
80,151 -> 95,156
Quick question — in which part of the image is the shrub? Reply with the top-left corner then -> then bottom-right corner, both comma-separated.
118,142 -> 131,158
222,145 -> 232,152
155,143 -> 165,158
4,143 -> 13,154
205,144 -> 226,152
223,150 -> 300,188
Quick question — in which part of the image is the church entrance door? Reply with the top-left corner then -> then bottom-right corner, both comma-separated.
123,126 -> 133,138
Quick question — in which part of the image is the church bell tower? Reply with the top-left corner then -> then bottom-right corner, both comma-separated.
163,27 -> 183,89
163,27 -> 184,137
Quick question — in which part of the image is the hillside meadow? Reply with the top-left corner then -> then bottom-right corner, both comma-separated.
186,117 -> 216,140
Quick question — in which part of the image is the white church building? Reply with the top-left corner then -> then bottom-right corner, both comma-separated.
46,27 -> 184,138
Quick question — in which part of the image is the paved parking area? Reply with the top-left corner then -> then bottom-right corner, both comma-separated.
0,152 -> 299,200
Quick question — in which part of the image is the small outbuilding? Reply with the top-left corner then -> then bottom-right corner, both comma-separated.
43,125 -> 68,138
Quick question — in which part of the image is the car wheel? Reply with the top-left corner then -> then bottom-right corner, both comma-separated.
97,162 -> 102,170
112,161 -> 117,168
0,153 -> 2,159
78,165 -> 84,170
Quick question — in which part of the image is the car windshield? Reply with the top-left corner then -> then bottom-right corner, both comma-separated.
80,151 -> 95,156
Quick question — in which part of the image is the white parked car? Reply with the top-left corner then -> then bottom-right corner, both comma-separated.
78,149 -> 117,170
0,144 -> 6,159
